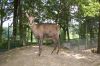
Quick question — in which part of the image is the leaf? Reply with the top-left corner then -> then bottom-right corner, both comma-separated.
82,1 -> 100,17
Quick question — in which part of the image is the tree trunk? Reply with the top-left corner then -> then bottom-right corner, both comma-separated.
79,22 -> 86,39
97,21 -> 100,53
97,0 -> 100,53
90,28 -> 94,40
13,0 -> 19,40
0,17 -> 3,43
61,28 -> 66,43
63,29 -> 66,41
0,2 -> 3,43
31,31 -> 33,43
66,22 -> 70,41
18,0 -> 23,45
18,0 -> 27,46
90,29 -> 93,38
23,25 -> 27,46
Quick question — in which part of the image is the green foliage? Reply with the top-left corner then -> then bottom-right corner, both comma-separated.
82,1 -> 100,17
0,40 -> 8,49
0,0 -> 99,50
0,9 -> 6,18
3,0 -> 8,4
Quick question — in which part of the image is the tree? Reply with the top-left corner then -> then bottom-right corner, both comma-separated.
13,0 -> 19,40
76,0 -> 100,52
0,0 -> 6,43
97,0 -> 100,54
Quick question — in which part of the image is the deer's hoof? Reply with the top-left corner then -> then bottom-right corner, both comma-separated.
38,53 -> 41,56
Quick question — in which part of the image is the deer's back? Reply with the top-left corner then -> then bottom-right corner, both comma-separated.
36,23 -> 59,32
32,23 -> 60,38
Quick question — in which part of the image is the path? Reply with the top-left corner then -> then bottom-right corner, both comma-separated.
0,45 -> 100,66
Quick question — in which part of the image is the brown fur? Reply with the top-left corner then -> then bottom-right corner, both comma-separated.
31,24 -> 60,39
26,13 -> 60,56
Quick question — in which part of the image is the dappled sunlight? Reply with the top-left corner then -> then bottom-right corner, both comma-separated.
34,51 -> 38,54
0,45 -> 100,66
61,51 -> 86,59
61,51 -> 71,56
22,52 -> 35,56
32,46 -> 39,48
72,54 -> 86,59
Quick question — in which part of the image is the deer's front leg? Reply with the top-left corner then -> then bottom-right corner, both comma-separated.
38,39 -> 43,56
51,40 -> 57,54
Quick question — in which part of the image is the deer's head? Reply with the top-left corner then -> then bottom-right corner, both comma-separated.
26,13 -> 35,25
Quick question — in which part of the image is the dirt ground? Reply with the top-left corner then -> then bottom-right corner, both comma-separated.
0,45 -> 100,66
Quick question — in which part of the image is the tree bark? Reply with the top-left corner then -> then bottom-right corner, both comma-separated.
18,0 -> 27,46
63,29 -> 66,41
18,0 -> 23,45
97,0 -> 100,53
13,0 -> 19,40
62,28 -> 66,42
97,20 -> 100,53
31,31 -> 33,43
79,22 -> 86,39
66,21 -> 70,41
0,1 -> 3,43
0,16 -> 3,43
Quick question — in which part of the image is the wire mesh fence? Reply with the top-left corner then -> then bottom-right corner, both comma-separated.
63,38 -> 98,51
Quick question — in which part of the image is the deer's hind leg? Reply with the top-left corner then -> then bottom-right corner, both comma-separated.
51,40 -> 57,54
57,39 -> 60,54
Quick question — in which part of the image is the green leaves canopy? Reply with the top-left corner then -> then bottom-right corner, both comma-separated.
82,1 -> 100,17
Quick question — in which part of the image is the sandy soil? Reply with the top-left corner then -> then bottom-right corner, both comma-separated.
0,45 -> 100,66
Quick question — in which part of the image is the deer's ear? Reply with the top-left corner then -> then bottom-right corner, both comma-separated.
26,13 -> 29,18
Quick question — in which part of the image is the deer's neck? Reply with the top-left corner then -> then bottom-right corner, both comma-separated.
30,23 -> 40,38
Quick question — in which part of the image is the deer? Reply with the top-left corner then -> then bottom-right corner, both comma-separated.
26,13 -> 60,56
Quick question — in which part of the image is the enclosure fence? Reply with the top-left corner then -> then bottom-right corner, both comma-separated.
63,38 -> 98,51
